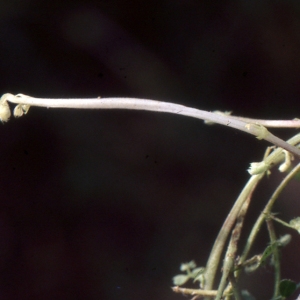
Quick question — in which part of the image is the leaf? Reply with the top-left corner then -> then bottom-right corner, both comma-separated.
194,272 -> 205,288
248,161 -> 270,175
259,243 -> 277,266
13,104 -> 30,118
279,279 -> 297,297
180,260 -> 196,271
277,234 -> 291,247
191,267 -> 205,286
172,274 -> 189,286
289,217 -> 300,234
191,267 -> 205,276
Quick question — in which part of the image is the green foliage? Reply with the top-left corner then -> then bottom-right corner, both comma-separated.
289,217 -> 300,234
260,243 -> 278,266
172,260 -> 205,286
172,140 -> 300,299
279,279 -> 297,298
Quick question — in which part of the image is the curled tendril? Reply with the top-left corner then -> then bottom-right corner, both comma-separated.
278,150 -> 294,172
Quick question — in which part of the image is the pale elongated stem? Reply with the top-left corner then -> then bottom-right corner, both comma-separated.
1,93 -> 300,157
213,112 -> 300,128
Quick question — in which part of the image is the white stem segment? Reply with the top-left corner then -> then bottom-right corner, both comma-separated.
209,111 -> 300,128
1,93 -> 300,157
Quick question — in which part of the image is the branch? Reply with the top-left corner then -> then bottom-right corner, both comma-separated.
172,286 -> 218,298
209,111 -> 300,128
1,93 -> 300,157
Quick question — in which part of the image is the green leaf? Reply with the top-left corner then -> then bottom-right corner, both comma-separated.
279,279 -> 297,297
259,243 -> 277,266
180,260 -> 196,271
289,217 -> 300,234
172,274 -> 189,286
277,234 -> 291,247
191,267 -> 205,276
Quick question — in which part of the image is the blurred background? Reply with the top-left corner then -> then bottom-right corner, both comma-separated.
0,0 -> 300,299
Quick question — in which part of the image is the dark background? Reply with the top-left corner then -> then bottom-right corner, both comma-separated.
0,1 -> 300,299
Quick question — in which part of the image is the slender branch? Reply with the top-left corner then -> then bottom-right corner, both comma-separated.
237,161 -> 300,280
228,273 -> 242,300
215,189 -> 251,300
172,286 -> 218,297
265,218 -> 280,299
234,118 -> 300,128
213,112 -> 300,128
1,93 -> 300,157
205,134 -> 300,295
203,173 -> 264,295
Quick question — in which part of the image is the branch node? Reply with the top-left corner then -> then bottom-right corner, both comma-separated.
245,123 -> 269,140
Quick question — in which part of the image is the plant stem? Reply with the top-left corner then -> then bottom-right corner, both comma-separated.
237,161 -> 300,279
172,286 -> 218,297
228,273 -> 242,300
203,173 -> 264,295
215,190 -> 251,300
2,93 -> 300,157
220,114 -> 300,128
205,133 -> 300,296
266,218 -> 280,299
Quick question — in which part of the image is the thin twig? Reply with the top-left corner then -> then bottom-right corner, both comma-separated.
205,134 -> 300,295
215,188 -> 252,300
213,112 -> 300,128
265,218 -> 280,299
228,273 -> 242,300
171,286 -> 218,297
203,173 -> 264,295
1,93 -> 300,157
237,161 -> 300,279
